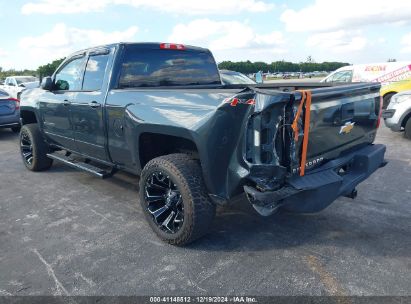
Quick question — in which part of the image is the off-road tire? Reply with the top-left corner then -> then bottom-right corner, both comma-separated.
404,118 -> 411,140
139,153 -> 216,246
20,124 -> 53,171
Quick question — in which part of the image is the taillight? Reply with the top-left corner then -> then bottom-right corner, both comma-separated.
9,98 -> 20,110
376,96 -> 383,128
160,43 -> 185,50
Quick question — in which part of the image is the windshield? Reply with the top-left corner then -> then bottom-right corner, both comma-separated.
323,70 -> 353,83
220,71 -> 256,85
118,47 -> 221,88
16,77 -> 38,84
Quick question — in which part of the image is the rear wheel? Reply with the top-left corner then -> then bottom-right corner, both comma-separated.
404,119 -> 411,140
383,93 -> 396,109
20,124 -> 53,171
139,153 -> 215,246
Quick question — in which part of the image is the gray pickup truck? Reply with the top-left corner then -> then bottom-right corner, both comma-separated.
19,42 -> 387,245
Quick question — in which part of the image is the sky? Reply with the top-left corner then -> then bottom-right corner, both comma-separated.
1,0 -> 411,70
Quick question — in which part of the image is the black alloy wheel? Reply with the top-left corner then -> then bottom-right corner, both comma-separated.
20,130 -> 34,166
139,153 -> 216,246
19,124 -> 53,171
144,171 -> 184,234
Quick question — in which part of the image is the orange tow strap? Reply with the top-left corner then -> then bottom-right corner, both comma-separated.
291,90 -> 312,176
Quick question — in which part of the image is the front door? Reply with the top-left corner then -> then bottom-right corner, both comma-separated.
70,51 -> 111,161
39,55 -> 86,151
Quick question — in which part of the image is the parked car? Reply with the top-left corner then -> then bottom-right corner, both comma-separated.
220,70 -> 256,85
0,76 -> 39,99
321,61 -> 411,107
383,90 -> 411,139
380,79 -> 411,108
0,88 -> 20,133
19,42 -> 386,246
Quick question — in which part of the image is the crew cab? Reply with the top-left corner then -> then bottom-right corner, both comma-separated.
0,76 -> 39,99
19,43 -> 387,245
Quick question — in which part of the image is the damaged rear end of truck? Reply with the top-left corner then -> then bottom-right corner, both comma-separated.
203,83 -> 387,216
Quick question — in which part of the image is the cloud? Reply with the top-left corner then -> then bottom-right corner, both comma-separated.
169,19 -> 285,51
22,0 -> 110,14
22,0 -> 274,15
281,0 -> 411,32
168,19 -> 286,63
18,23 -> 138,67
306,31 -> 367,53
401,33 -> 411,53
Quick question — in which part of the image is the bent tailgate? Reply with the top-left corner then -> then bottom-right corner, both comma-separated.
291,83 -> 382,173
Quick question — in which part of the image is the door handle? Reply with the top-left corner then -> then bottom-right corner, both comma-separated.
88,101 -> 101,108
63,99 -> 70,106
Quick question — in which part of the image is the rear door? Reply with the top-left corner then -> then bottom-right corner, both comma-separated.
69,48 -> 112,161
39,55 -> 86,150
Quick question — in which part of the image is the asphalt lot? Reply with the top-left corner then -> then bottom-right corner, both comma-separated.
0,125 -> 410,296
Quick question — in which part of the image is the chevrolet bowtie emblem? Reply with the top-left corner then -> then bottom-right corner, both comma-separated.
340,122 -> 355,134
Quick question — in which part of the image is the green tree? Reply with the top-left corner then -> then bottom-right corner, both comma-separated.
218,60 -> 349,74
37,58 -> 65,80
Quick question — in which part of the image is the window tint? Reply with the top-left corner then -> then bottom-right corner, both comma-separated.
118,47 -> 221,88
55,57 -> 85,91
82,54 -> 110,91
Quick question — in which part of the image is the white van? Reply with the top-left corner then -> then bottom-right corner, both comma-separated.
322,61 -> 411,107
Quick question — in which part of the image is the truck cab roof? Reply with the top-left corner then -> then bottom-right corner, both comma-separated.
68,42 -> 211,58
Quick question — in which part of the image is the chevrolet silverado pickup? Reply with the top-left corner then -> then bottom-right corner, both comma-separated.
19,43 -> 387,245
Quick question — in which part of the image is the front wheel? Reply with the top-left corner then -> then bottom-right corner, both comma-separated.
139,154 -> 215,246
20,124 -> 53,171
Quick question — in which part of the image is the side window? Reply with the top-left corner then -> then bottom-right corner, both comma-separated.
54,57 -> 85,91
82,54 -> 110,91
329,71 -> 353,83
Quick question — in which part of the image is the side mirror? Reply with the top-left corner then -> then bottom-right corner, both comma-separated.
41,76 -> 54,91
19,83 -> 25,88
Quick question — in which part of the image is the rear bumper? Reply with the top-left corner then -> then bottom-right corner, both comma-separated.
244,144 -> 387,214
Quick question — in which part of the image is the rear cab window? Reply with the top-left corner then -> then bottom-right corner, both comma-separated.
117,45 -> 221,88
